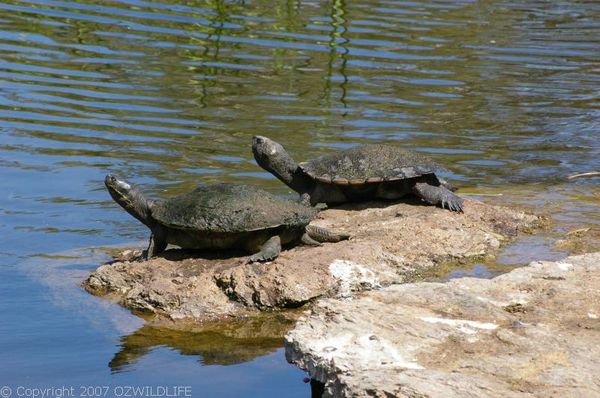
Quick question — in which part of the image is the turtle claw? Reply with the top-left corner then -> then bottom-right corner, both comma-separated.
247,236 -> 281,264
413,182 -> 463,213
449,197 -> 464,213
247,251 -> 279,263
247,253 -> 271,263
439,192 -> 463,213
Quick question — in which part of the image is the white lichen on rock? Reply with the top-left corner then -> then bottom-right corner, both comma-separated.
419,316 -> 498,334
329,259 -> 380,298
556,261 -> 574,271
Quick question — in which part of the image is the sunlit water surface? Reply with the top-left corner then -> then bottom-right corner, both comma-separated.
1,0 -> 599,396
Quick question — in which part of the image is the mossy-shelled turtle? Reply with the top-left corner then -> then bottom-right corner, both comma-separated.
104,175 -> 348,261
252,136 -> 463,212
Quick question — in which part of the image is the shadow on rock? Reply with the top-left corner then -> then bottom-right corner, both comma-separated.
326,197 -> 428,212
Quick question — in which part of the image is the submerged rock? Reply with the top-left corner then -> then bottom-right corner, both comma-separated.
555,227 -> 600,255
84,199 -> 538,323
285,252 -> 600,398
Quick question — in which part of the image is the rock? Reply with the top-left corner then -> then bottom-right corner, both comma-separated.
85,256 -> 251,322
84,199 -> 539,323
285,252 -> 600,398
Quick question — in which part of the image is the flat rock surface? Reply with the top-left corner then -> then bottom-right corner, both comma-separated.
84,199 -> 538,323
285,252 -> 600,398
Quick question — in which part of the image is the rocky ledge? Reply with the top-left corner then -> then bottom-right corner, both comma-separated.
84,199 -> 538,323
285,252 -> 600,398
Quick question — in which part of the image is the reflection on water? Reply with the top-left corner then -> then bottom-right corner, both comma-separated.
0,0 -> 599,395
12,247 -> 305,396
110,314 -> 297,371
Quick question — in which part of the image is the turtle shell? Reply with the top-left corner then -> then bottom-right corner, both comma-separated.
299,144 -> 444,185
151,183 -> 316,233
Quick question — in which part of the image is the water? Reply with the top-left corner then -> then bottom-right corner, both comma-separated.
0,0 -> 598,396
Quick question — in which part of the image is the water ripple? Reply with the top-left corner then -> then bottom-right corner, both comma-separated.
0,0 -> 598,247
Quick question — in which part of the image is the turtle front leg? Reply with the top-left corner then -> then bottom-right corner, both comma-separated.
144,230 -> 167,260
247,235 -> 282,263
297,193 -> 328,211
298,193 -> 312,206
412,182 -> 464,213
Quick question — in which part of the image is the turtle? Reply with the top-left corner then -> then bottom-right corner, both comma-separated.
104,175 -> 349,262
252,136 -> 464,212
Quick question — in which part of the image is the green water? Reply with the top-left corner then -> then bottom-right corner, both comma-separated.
0,0 -> 599,396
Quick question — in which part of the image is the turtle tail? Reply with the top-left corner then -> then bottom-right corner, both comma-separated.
305,225 -> 350,243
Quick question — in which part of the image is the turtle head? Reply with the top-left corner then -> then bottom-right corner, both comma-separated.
252,136 -> 311,193
105,174 -> 153,227
252,136 -> 295,174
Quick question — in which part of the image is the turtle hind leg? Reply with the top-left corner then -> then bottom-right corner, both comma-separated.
301,232 -> 322,246
412,182 -> 464,213
247,235 -> 282,263
306,225 -> 350,243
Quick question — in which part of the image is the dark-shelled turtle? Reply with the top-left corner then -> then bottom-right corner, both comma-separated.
104,175 -> 349,261
252,136 -> 463,212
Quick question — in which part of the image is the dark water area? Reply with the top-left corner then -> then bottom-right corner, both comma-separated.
0,0 -> 599,396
